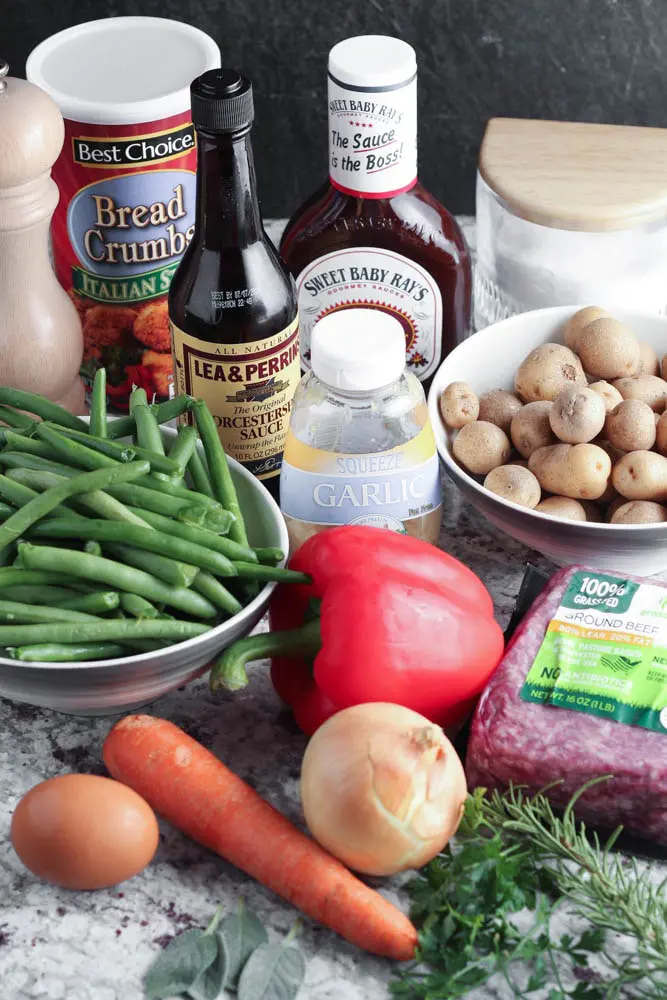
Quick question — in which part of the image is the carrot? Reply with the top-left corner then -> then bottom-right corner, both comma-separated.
102,714 -> 418,961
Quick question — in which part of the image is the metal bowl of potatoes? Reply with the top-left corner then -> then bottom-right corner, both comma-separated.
0,426 -> 288,715
428,305 -> 667,576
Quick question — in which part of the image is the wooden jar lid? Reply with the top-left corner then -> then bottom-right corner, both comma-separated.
479,117 -> 667,232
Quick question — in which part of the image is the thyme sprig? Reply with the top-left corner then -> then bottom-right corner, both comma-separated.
392,778 -> 667,999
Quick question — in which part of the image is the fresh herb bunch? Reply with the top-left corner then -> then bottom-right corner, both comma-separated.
392,779 -> 667,999
144,899 -> 305,1000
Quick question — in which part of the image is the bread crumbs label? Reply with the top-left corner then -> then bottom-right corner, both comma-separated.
521,570 -> 667,733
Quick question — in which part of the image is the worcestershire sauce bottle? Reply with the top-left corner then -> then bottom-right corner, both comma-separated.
169,69 -> 299,501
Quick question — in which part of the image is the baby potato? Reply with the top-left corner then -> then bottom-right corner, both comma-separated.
612,375 -> 667,412
612,450 -> 667,501
611,500 -> 667,524
439,381 -> 479,429
576,318 -> 640,379
654,411 -> 667,457
528,443 -> 611,500
662,354 -> 667,382
452,421 -> 511,476
514,343 -> 586,402
535,496 -> 588,521
605,399 -> 656,453
510,401 -> 557,459
477,389 -> 523,434
483,464 -> 541,508
637,342 -> 660,377
562,306 -> 610,351
549,385 -> 606,443
588,380 -> 624,413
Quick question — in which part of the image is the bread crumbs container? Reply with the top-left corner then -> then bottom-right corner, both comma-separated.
280,309 -> 442,552
26,17 -> 220,409
475,118 -> 667,329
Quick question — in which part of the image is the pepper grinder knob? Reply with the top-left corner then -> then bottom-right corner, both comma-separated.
0,61 -> 85,414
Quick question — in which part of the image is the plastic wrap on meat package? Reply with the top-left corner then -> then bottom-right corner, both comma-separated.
466,564 -> 667,846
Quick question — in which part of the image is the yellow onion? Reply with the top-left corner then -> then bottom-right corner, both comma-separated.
300,702 -> 467,876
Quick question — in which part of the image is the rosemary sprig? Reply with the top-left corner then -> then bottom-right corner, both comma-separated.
392,779 -> 667,999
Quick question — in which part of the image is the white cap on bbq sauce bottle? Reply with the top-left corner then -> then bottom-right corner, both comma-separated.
326,36 -> 418,198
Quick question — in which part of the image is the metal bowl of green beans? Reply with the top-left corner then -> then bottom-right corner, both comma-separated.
0,377 -> 296,715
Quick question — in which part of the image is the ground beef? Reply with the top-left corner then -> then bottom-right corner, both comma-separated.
466,565 -> 667,844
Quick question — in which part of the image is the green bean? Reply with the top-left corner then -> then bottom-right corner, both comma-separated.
44,424 -> 180,476
130,387 -> 148,409
9,642 -> 128,661
0,387 -> 88,431
90,368 -> 107,438
0,452 -> 77,477
131,390 -> 168,477
191,571 -> 243,616
3,431 -> 57,459
0,501 -> 16,520
0,585 -> 79,604
107,482 -> 227,528
0,618 -> 209,646
0,461 -> 150,554
38,423 -> 120,469
119,592 -> 160,619
84,541 -> 103,557
193,401 -> 247,545
0,473 -> 47,510
126,506 -> 253,561
232,562 -> 311,584
31,518 -> 237,577
252,547 -> 285,566
19,543 -> 217,618
106,395 -> 195,440
0,599 -> 102,624
0,568 -> 82,588
103,542 -> 198,589
7,466 -> 231,536
6,469 -> 158,527
0,405 -> 35,430
186,447 -> 214,498
46,462 -> 223,509
55,591 -> 120,613
167,426 -> 198,482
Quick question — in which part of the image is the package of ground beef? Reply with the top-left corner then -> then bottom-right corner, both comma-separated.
466,565 -> 667,844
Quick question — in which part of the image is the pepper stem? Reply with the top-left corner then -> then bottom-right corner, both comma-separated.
209,618 -> 322,692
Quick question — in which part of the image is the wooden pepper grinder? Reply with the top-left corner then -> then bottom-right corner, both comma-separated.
0,60 -> 85,414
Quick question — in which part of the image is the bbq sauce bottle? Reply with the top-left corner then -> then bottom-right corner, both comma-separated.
169,70 -> 299,500
280,36 -> 471,393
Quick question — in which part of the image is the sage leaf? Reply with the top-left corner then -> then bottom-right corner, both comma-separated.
221,903 -> 268,989
187,933 -> 228,1000
144,929 -> 219,999
237,942 -> 306,1000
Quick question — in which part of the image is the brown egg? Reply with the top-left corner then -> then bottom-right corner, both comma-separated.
11,774 -> 159,890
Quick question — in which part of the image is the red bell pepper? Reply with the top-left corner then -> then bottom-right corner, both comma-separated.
211,526 -> 504,735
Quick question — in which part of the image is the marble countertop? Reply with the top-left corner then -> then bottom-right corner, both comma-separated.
1,218 -> 664,1000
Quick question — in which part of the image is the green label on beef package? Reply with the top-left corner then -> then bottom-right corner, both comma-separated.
520,571 -> 667,733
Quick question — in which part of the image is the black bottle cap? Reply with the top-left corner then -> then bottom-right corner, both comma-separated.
190,69 -> 254,134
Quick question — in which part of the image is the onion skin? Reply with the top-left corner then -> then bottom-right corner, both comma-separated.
300,703 -> 467,877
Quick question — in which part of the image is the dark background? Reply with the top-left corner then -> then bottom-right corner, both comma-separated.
5,0 -> 667,218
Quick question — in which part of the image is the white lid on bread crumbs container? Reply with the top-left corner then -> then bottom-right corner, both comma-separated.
26,17 -> 220,410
